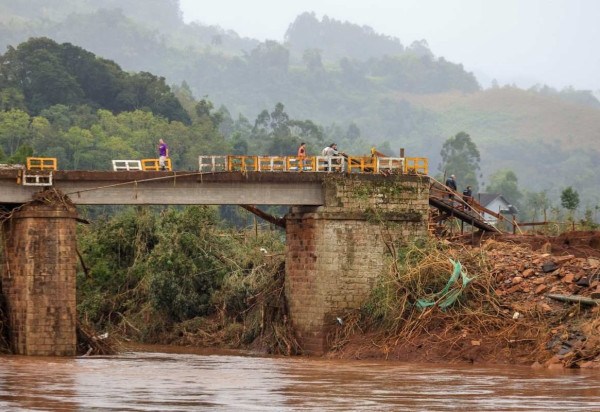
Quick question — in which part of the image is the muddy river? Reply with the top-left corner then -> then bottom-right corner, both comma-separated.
0,345 -> 598,411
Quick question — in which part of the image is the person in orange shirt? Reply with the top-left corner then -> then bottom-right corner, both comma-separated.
297,142 -> 306,171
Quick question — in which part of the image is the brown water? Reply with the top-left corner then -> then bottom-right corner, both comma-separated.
0,346 -> 598,411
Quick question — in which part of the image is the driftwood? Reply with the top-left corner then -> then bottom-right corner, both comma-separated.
546,294 -> 600,306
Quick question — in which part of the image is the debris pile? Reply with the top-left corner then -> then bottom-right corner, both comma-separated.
483,238 -> 600,368
330,233 -> 600,369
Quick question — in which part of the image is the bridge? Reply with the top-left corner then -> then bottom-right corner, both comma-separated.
0,159 -> 497,356
0,169 -> 326,205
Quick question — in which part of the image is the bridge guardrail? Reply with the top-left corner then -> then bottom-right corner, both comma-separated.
258,156 -> 286,172
286,156 -> 314,171
199,156 -> 227,173
347,156 -> 377,173
227,155 -> 258,172
112,160 -> 143,171
197,155 -> 428,175
315,156 -> 345,172
404,157 -> 428,175
26,157 -> 57,171
141,158 -> 172,171
377,157 -> 404,174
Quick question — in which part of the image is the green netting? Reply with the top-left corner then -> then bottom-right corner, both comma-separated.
415,259 -> 473,310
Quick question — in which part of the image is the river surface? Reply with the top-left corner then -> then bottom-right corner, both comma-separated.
0,345 -> 598,411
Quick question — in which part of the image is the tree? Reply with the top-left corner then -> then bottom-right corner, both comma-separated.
8,144 -> 34,164
302,49 -> 324,73
247,41 -> 290,74
116,72 -> 190,124
0,109 -> 31,156
439,131 -> 481,192
0,38 -> 189,123
195,99 -> 223,127
524,190 -> 551,222
486,169 -> 523,208
561,186 -> 580,217
251,103 -> 325,155
346,123 -> 361,141
269,102 -> 291,138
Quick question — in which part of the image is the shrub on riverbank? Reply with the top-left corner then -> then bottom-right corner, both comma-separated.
76,206 -> 295,352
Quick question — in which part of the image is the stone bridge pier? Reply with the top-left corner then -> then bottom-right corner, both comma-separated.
285,175 -> 429,355
1,201 -> 78,356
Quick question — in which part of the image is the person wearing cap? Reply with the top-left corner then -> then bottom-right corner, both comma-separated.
445,174 -> 457,199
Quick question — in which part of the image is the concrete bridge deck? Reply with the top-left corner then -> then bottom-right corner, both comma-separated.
0,170 -> 333,205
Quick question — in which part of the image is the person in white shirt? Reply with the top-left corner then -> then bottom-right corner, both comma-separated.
322,143 -> 339,157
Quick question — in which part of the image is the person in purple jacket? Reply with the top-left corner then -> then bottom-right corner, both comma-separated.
158,139 -> 169,170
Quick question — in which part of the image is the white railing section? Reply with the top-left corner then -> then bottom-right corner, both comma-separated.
315,156 -> 345,172
377,157 -> 404,174
22,171 -> 53,186
199,156 -> 227,173
112,160 -> 143,171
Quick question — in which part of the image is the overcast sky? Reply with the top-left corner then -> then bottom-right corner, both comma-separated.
179,0 -> 599,91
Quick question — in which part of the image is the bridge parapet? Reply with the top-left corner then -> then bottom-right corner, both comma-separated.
285,174 -> 429,354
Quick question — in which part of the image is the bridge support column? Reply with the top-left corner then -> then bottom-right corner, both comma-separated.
1,201 -> 78,356
285,175 -> 429,355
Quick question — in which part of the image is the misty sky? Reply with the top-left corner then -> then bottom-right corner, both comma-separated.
179,0 -> 599,91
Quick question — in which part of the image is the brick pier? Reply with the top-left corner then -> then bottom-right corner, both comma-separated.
1,203 -> 78,356
285,174 -> 429,354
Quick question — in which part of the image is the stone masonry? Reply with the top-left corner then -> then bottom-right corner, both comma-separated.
1,202 -> 78,356
285,174 -> 429,354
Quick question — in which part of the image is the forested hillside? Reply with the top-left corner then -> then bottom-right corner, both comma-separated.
1,0 -> 600,211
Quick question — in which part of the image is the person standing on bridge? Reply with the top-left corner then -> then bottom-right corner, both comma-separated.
297,142 -> 307,171
321,143 -> 339,157
445,174 -> 457,199
158,138 -> 169,171
321,143 -> 345,171
462,185 -> 473,207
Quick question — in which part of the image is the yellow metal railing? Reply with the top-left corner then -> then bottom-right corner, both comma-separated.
227,155 -> 258,172
26,157 -> 57,171
258,156 -> 286,172
404,157 -> 428,175
195,154 -> 428,175
347,156 -> 377,174
141,158 -> 172,171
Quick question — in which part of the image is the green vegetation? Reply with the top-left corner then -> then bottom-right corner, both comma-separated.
486,169 -> 523,210
561,187 -> 580,217
77,206 -> 296,352
0,37 -> 189,122
438,131 -> 481,192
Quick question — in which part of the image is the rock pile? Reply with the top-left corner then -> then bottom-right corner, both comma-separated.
480,238 -> 600,368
